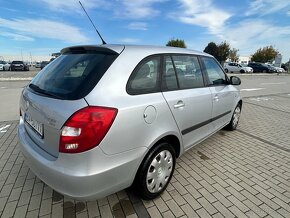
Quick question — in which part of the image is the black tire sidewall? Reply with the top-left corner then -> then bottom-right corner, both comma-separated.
227,104 -> 241,130
134,142 -> 176,200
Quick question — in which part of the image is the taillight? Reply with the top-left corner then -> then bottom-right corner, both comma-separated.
59,106 -> 118,153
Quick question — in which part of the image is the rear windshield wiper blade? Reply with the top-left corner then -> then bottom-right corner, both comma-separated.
29,84 -> 63,99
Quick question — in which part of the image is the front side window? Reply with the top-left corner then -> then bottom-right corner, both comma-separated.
202,57 -> 228,86
171,55 -> 204,89
127,56 -> 160,95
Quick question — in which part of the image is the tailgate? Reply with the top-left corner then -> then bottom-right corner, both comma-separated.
20,87 -> 88,158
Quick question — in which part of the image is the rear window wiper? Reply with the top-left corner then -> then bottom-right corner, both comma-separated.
29,84 -> 63,99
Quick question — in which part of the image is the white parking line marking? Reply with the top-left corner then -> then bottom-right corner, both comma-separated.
260,82 -> 286,85
0,87 -> 6,89
0,124 -> 11,133
240,88 -> 265,91
250,97 -> 273,102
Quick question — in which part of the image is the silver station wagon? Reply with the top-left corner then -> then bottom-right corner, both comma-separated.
18,45 -> 242,200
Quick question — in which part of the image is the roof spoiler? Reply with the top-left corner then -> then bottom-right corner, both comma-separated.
61,46 -> 118,55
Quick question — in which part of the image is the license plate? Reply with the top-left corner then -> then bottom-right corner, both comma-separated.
25,113 -> 43,137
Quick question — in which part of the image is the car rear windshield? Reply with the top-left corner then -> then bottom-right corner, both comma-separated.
12,61 -> 23,64
29,51 -> 118,100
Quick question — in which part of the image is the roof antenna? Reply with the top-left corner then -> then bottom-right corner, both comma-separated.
79,1 -> 106,44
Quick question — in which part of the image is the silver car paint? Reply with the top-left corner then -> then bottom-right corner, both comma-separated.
210,85 -> 237,132
19,117 -> 147,199
20,88 -> 88,157
18,44 -> 241,200
162,88 -> 213,150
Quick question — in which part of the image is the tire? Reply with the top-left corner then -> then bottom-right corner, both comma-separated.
225,104 -> 241,131
262,70 -> 266,73
225,69 -> 229,73
133,142 -> 176,200
240,69 -> 245,74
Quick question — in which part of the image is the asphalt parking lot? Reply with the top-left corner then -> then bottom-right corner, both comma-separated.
0,74 -> 290,217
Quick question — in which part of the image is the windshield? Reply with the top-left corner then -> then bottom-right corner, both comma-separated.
29,51 -> 118,100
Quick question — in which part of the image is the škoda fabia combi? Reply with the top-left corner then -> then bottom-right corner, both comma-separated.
18,45 -> 242,200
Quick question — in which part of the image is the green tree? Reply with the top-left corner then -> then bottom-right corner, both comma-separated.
217,41 -> 230,64
204,42 -> 219,59
251,46 -> 278,63
166,39 -> 186,48
204,41 -> 230,63
229,48 -> 239,62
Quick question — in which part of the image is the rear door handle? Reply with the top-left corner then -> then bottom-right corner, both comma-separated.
174,101 -> 185,109
213,95 -> 219,101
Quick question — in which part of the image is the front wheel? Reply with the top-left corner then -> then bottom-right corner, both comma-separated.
225,104 -> 241,130
133,142 -> 176,200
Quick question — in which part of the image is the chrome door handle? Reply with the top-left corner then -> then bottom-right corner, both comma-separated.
174,101 -> 185,109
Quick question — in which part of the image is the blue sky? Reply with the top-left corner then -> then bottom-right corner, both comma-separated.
0,0 -> 290,62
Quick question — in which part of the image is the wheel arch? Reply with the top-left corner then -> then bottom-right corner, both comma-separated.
152,134 -> 181,158
133,133 -> 181,182
238,99 -> 243,109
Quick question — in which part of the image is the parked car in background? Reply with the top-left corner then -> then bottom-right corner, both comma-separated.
247,62 -> 274,73
224,62 -> 253,73
35,62 -> 41,68
18,44 -> 242,201
10,61 -> 29,71
40,61 -> 49,70
266,64 -> 285,73
0,61 -> 10,71
281,64 -> 288,72
265,64 -> 277,73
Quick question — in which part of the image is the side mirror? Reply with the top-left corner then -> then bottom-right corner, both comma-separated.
230,76 -> 241,85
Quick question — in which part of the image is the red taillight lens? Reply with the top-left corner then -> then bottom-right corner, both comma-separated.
59,106 -> 118,153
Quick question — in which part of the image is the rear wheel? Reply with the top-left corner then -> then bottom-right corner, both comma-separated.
133,142 -> 176,200
225,104 -> 241,130
225,69 -> 229,73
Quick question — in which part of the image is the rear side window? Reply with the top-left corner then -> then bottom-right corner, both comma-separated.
172,55 -> 204,89
162,56 -> 178,90
29,51 -> 118,100
202,57 -> 228,86
127,56 -> 160,95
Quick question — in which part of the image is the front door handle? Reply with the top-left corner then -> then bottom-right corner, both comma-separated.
174,101 -> 185,109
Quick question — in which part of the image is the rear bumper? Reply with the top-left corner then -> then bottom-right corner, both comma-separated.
18,119 -> 147,200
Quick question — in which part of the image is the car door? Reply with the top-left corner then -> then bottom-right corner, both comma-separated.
228,63 -> 235,72
161,55 -> 213,150
201,56 -> 236,132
